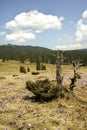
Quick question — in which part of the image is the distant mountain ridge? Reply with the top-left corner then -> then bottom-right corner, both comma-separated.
0,44 -> 87,65
0,44 -> 55,64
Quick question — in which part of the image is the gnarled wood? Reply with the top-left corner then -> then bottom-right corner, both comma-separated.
69,60 -> 81,91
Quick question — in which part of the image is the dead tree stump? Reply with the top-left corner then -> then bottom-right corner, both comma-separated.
56,53 -> 63,86
69,61 -> 81,91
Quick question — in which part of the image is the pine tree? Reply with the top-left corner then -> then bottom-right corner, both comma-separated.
36,57 -> 40,70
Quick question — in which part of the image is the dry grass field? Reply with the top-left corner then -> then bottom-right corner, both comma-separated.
0,60 -> 87,130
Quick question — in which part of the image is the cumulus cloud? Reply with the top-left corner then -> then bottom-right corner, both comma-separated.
5,10 -> 64,31
82,10 -> 87,18
5,10 -> 64,43
76,10 -> 87,43
6,30 -> 35,43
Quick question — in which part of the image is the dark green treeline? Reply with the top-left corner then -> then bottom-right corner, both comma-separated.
0,44 -> 87,66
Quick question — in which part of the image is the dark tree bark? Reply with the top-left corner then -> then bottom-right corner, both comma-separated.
69,61 -> 81,91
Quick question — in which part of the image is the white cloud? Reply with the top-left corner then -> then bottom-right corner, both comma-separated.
6,30 -> 35,43
0,31 -> 6,36
55,43 -> 82,50
5,10 -> 64,31
76,10 -> 87,43
5,10 -> 64,43
82,10 -> 87,18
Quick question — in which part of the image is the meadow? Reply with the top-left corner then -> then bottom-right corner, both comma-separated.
0,60 -> 87,130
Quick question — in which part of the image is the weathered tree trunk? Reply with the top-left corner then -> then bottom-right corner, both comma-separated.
69,77 -> 76,91
69,61 -> 81,91
56,53 -> 63,86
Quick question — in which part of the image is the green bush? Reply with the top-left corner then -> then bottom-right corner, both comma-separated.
36,59 -> 40,70
26,78 -> 62,101
2,58 -> 5,62
31,71 -> 39,75
27,67 -> 30,72
41,64 -> 46,70
20,66 -> 26,73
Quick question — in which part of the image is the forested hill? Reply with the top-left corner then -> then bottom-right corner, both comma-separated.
0,44 -> 87,65
63,49 -> 87,66
0,44 -> 55,64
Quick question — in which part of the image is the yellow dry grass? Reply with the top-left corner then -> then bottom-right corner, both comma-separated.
0,60 -> 87,130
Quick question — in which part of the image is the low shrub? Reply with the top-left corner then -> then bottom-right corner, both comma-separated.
31,71 -> 39,75
27,67 -> 30,72
41,64 -> 46,70
2,58 -> 5,62
20,66 -> 26,73
13,74 -> 18,77
26,78 -> 62,101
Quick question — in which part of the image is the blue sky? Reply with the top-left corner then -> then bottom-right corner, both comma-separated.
0,0 -> 87,50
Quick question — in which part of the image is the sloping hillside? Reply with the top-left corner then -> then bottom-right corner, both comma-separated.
0,44 -> 87,65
